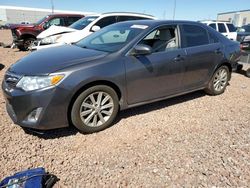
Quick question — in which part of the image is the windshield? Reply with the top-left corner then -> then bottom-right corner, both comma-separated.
36,16 -> 49,25
75,23 -> 148,52
69,16 -> 98,30
242,25 -> 250,32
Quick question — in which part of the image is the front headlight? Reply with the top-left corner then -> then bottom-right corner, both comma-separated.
16,74 -> 64,91
41,35 -> 62,44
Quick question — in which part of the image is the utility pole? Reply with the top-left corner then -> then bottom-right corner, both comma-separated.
173,0 -> 176,20
51,0 -> 54,14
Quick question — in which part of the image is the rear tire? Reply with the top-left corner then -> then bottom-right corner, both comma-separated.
71,85 -> 119,134
205,65 -> 230,95
17,38 -> 35,51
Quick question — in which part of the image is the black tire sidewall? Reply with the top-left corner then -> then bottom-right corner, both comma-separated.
71,85 -> 119,134
18,38 -> 35,51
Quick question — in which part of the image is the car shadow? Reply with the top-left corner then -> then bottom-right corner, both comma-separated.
234,69 -> 250,78
0,64 -> 5,71
23,126 -> 78,139
115,90 -> 206,123
27,90 -> 206,139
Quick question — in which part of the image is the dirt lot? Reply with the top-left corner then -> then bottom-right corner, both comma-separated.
0,30 -> 250,187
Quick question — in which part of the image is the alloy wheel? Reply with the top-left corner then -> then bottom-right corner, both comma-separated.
213,68 -> 228,92
79,91 -> 114,127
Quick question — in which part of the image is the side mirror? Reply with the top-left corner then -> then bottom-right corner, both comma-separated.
240,28 -> 246,32
43,22 -> 49,29
91,25 -> 101,32
131,44 -> 152,56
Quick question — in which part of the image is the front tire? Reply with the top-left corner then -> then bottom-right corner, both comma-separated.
71,85 -> 119,134
18,38 -> 35,51
205,65 -> 230,95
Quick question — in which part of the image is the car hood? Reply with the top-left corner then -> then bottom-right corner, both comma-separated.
9,23 -> 35,29
37,25 -> 77,39
9,45 -> 108,75
57,30 -> 91,44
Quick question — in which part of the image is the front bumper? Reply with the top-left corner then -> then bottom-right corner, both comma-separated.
30,41 -> 64,51
2,81 -> 70,130
13,39 -> 24,46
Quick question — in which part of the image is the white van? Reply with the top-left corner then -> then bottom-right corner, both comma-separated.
31,12 -> 156,50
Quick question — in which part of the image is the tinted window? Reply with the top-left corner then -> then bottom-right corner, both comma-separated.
209,23 -> 216,30
118,16 -> 150,22
226,24 -> 236,32
67,17 -> 82,26
182,25 -> 209,47
242,25 -> 250,32
95,16 -> 117,28
218,23 -> 226,33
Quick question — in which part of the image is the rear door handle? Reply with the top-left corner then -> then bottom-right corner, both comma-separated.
173,55 -> 185,62
215,48 -> 222,54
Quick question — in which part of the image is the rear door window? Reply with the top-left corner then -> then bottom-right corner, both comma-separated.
117,16 -> 150,22
208,23 -> 217,30
218,23 -> 227,33
181,24 -> 209,48
95,16 -> 117,28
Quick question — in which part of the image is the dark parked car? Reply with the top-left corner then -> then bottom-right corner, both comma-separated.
10,14 -> 84,51
237,24 -> 250,41
2,20 -> 241,133
240,35 -> 250,51
0,23 -> 10,30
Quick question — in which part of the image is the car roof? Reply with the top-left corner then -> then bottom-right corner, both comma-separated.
100,12 -> 156,19
112,19 -> 205,27
201,20 -> 231,24
47,13 -> 85,17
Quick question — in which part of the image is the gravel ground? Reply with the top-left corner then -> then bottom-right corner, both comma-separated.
0,30 -> 250,187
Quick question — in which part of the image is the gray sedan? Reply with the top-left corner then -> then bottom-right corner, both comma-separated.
2,20 -> 241,133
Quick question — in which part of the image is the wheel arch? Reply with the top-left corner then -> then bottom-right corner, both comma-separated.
67,80 -> 122,125
217,62 -> 232,80
20,34 -> 36,40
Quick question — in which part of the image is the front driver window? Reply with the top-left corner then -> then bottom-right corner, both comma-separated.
47,18 -> 64,27
139,26 -> 177,53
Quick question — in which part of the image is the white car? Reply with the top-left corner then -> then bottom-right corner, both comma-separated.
202,21 -> 237,41
32,12 -> 156,50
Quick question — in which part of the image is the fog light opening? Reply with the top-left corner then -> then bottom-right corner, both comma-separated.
26,107 -> 43,123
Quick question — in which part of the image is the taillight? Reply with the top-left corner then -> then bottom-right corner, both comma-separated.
240,44 -> 243,50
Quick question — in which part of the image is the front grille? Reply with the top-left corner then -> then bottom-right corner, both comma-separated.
4,72 -> 22,89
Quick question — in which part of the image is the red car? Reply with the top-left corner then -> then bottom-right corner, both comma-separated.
10,14 -> 84,51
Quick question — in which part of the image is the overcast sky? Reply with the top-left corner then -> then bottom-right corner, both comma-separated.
0,0 -> 249,20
